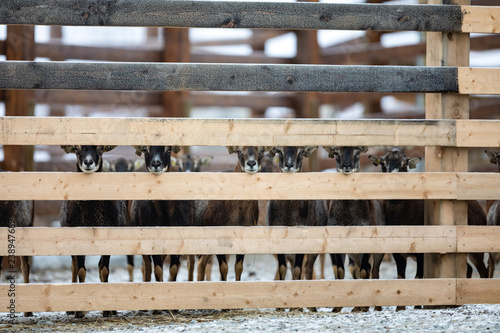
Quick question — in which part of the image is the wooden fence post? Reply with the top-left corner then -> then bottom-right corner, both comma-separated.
2,25 -> 35,172
424,0 -> 470,285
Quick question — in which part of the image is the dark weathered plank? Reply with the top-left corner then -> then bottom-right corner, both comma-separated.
0,1 -> 463,32
0,61 -> 459,93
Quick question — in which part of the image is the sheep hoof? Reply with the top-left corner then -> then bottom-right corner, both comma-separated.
24,312 -> 33,317
396,306 -> 406,311
74,311 -> 86,318
352,306 -> 369,313
332,307 -> 342,313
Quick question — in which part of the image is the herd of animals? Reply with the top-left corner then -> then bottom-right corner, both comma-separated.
1,145 -> 499,317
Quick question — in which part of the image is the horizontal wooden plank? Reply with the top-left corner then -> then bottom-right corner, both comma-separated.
461,5 -> 500,34
457,173 -> 500,200
0,1 -> 464,32
456,226 -> 500,252
0,279 -> 458,313
458,67 -> 500,95
0,172 -> 466,201
0,117 -> 460,147
455,120 -> 500,147
0,62 -> 459,93
0,117 -> 461,146
0,226 -> 458,256
457,279 -> 500,305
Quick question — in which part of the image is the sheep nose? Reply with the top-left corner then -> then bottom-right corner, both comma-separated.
247,160 -> 256,168
84,159 -> 93,167
151,160 -> 162,168
285,161 -> 294,169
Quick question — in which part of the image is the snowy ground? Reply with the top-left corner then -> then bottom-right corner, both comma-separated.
1,254 -> 500,332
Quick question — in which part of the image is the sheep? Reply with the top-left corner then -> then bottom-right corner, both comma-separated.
59,145 -> 127,318
324,146 -> 385,313
265,146 -> 327,283
196,146 -> 267,282
485,149 -> 500,278
0,192 -> 34,317
103,157 -> 145,282
130,145 -> 197,288
369,149 -> 488,285
171,153 -> 213,281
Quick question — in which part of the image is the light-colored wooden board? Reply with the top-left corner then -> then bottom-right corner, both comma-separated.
461,6 -> 500,34
0,117 -> 458,147
457,278 -> 500,305
1,117 -> 498,147
0,279 -> 458,313
455,120 -> 500,147
458,67 -> 500,95
0,172 -> 468,200
457,173 -> 500,200
0,226 -> 457,256
456,226 -> 500,253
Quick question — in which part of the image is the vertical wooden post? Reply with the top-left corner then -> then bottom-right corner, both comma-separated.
3,25 -> 35,172
295,0 -> 320,172
424,0 -> 469,285
161,28 -> 190,119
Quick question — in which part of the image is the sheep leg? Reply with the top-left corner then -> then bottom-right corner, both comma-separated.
205,255 -> 213,281
168,255 -> 180,282
468,253 -> 488,278
74,256 -> 87,318
234,255 -> 245,281
371,253 -> 384,312
292,254 -> 304,280
126,255 -> 134,282
304,254 -> 319,313
351,254 -> 369,313
187,255 -> 195,282
488,253 -> 496,278
142,255 -> 152,282
152,255 -> 164,282
98,255 -> 116,317
393,253 -> 408,311
20,256 -> 33,317
330,254 -> 345,313
197,255 -> 211,281
216,254 -> 228,281
277,254 -> 287,280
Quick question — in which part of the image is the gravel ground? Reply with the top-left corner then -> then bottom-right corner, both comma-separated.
1,254 -> 499,332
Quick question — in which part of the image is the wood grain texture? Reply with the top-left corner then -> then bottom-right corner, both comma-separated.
0,279 -> 458,313
0,226 -> 458,256
461,5 -> 500,33
0,1 -> 463,32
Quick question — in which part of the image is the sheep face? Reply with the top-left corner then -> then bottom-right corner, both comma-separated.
324,146 -> 368,175
174,154 -> 213,173
227,146 -> 266,174
485,150 -> 500,172
369,149 -> 421,173
270,146 -> 317,173
133,145 -> 181,175
61,145 -> 116,174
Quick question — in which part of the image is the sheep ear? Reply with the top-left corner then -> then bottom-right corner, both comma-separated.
201,156 -> 213,166
359,146 -> 369,153
133,158 -> 145,171
268,147 -> 278,157
226,146 -> 237,154
172,146 -> 181,154
303,146 -> 318,157
369,155 -> 381,166
171,157 -> 177,167
61,145 -> 77,154
485,150 -> 499,164
133,145 -> 145,156
102,160 -> 111,172
102,145 -> 117,152
322,146 -> 336,159
408,157 -> 422,169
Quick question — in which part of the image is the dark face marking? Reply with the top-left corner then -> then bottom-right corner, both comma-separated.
75,145 -> 104,174
229,146 -> 265,174
334,146 -> 366,175
141,146 -> 174,175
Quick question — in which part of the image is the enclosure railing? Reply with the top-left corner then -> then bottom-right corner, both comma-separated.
1,0 -> 500,314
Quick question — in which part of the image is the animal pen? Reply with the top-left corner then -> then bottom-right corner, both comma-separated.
1,0 -> 500,315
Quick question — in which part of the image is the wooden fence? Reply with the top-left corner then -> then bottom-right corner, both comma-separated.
1,0 -> 500,314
